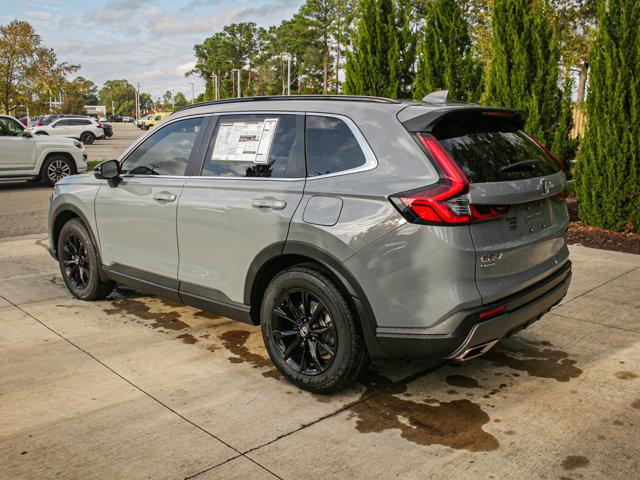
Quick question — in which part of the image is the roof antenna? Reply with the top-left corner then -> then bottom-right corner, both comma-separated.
422,90 -> 449,104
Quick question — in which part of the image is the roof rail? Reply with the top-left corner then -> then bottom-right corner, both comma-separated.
172,95 -> 400,114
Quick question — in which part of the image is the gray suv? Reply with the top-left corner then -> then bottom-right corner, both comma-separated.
48,95 -> 571,393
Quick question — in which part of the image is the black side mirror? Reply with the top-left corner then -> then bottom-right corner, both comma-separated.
94,159 -> 121,187
22,130 -> 33,138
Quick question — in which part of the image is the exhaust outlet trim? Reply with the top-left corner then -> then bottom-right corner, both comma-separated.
451,339 -> 499,362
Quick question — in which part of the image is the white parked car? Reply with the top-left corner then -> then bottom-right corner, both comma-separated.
30,117 -> 104,145
0,115 -> 87,186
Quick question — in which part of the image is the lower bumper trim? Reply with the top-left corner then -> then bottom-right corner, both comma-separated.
376,263 -> 572,360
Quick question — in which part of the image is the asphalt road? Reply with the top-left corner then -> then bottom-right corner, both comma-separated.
0,123 -> 143,239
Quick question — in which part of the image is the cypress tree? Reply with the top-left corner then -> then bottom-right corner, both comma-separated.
576,0 -> 640,232
484,0 -> 571,161
344,0 -> 402,98
414,0 -> 482,102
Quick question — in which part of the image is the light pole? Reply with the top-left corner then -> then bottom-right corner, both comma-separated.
287,54 -> 291,95
232,69 -> 241,98
135,82 -> 141,123
213,74 -> 219,100
188,82 -> 195,104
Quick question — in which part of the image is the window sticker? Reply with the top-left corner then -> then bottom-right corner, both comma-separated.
211,118 -> 279,163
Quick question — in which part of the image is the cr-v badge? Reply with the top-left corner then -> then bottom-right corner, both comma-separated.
480,252 -> 503,268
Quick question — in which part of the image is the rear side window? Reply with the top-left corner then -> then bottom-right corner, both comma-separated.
121,117 -> 203,176
201,114 -> 303,178
305,115 -> 366,177
431,116 -> 560,183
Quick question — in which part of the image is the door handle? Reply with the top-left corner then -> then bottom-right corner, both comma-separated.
153,192 -> 177,202
251,197 -> 287,210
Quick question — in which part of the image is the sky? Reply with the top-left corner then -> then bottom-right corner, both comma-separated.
1,0 -> 303,100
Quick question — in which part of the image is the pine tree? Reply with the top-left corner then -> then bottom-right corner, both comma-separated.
484,0 -> 570,158
343,0 -> 402,98
414,0 -> 482,102
576,0 -> 640,232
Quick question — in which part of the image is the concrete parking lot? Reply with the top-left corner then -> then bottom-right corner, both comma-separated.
0,123 -> 143,239
0,234 -> 638,479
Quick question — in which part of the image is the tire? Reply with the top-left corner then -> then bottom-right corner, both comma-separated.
80,132 -> 95,144
41,155 -> 74,187
57,218 -> 114,300
261,264 -> 368,393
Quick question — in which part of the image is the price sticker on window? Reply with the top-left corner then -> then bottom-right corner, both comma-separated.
211,118 -> 279,163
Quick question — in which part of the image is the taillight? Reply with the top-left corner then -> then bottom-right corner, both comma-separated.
97,122 -> 103,128
552,191 -> 568,202
526,133 -> 564,170
389,133 -> 509,225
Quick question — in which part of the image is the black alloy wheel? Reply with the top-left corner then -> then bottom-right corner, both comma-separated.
261,264 -> 368,393
57,219 -> 114,300
60,233 -> 90,290
80,132 -> 95,144
272,288 -> 337,376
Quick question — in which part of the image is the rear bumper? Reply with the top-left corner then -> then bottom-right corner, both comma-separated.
376,261 -> 572,359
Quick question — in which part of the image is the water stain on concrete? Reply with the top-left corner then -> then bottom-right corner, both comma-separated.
35,239 -> 49,252
177,333 -> 197,344
561,455 -> 590,471
614,371 -> 638,380
219,330 -> 280,379
194,310 -> 222,320
104,298 -> 190,331
483,339 -> 582,382
632,399 -> 640,410
445,375 -> 484,389
349,371 -> 499,452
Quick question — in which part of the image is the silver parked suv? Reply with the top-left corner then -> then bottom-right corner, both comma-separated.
48,95 -> 571,392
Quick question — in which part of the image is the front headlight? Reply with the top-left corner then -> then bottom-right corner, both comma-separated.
73,140 -> 83,149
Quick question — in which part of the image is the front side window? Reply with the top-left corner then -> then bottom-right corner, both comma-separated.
121,116 -> 203,176
305,115 -> 367,177
201,114 -> 303,178
0,117 -> 24,136
55,119 -> 71,127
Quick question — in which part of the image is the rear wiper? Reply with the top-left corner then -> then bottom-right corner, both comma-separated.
500,159 -> 540,173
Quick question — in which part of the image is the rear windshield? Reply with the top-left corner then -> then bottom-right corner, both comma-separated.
431,116 -> 560,183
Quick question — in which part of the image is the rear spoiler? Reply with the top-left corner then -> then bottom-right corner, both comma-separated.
399,106 -> 528,133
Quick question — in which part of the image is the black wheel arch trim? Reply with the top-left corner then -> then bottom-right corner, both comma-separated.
49,203 -> 110,283
245,240 -> 389,359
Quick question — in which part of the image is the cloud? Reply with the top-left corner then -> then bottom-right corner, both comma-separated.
84,0 -> 145,24
4,0 -> 303,97
175,61 -> 196,75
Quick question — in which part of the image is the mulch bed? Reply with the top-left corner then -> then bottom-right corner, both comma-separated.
566,198 -> 640,255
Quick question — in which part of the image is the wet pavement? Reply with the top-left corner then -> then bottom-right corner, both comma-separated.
0,235 -> 638,479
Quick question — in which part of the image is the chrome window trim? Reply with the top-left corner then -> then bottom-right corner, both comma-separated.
187,111 -> 377,181
304,112 -> 378,180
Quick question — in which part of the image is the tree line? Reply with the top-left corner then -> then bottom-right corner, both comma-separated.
0,22 -> 188,118
188,0 -> 593,163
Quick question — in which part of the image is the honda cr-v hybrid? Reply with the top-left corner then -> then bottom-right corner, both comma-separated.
48,94 -> 571,393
